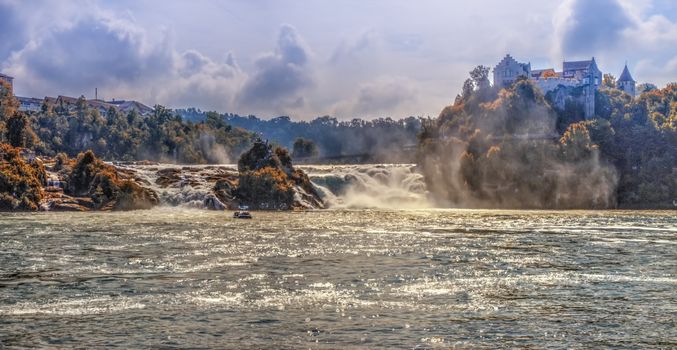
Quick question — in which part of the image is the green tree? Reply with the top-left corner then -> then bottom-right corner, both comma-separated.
292,138 -> 318,158
0,80 -> 19,143
602,74 -> 617,89
470,65 -> 491,90
6,112 -> 36,148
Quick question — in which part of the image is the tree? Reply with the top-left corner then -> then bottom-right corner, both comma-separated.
0,80 -> 19,143
470,65 -> 491,90
637,83 -> 657,95
292,138 -> 318,158
542,70 -> 558,79
559,122 -> 594,161
462,79 -> 474,99
0,80 -> 18,121
602,74 -> 617,89
6,112 -> 36,148
205,111 -> 226,129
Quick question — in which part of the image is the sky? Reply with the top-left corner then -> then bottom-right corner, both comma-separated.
1,0 -> 676,120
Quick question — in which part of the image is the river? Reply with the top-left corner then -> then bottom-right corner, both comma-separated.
1,208 -> 675,348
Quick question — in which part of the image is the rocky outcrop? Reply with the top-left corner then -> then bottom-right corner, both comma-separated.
41,150 -> 160,211
2,143 -> 324,212
236,139 -> 323,210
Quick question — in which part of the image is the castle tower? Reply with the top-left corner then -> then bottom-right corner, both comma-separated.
583,72 -> 596,119
493,54 -> 531,88
617,64 -> 636,97
583,58 -> 600,119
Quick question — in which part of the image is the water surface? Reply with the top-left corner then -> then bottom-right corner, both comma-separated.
1,209 -> 675,348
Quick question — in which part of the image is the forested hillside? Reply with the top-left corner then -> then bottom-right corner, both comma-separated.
0,85 -> 256,164
419,68 -> 677,209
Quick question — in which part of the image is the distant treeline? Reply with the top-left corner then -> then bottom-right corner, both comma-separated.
178,109 -> 423,162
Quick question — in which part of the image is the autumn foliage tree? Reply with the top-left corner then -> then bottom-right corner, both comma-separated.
0,143 -> 45,210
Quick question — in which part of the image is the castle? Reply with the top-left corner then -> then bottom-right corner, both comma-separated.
493,54 -> 636,118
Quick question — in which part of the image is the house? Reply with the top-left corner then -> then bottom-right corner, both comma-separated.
17,96 -> 44,112
44,95 -> 118,114
107,99 -> 153,116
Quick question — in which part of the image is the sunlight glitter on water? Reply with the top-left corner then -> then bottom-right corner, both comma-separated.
0,208 -> 675,348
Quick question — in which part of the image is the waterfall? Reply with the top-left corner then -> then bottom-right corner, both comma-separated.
114,163 -> 431,209
115,163 -> 237,209
301,164 -> 431,209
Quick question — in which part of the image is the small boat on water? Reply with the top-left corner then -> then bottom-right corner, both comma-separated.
233,211 -> 253,219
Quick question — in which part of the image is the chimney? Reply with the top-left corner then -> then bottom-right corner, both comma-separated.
95,88 -> 98,100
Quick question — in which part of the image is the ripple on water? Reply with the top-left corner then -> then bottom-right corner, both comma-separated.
0,209 -> 675,349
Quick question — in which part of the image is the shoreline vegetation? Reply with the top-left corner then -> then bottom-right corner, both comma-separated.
1,72 -> 676,211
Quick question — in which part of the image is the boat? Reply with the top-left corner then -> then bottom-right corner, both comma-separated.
233,211 -> 253,219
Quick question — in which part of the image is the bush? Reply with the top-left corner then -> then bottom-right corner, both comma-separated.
235,139 -> 321,209
0,143 -> 44,210
237,167 -> 295,209
65,149 -> 159,210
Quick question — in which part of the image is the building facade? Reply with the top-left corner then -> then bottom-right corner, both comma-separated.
493,54 -> 634,119
493,55 -> 531,89
17,97 -> 43,112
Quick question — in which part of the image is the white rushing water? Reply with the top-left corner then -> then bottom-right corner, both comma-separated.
114,163 -> 431,209
301,164 -> 430,209
116,163 -> 239,209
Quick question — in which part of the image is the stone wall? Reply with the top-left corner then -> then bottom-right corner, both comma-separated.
533,78 -> 580,94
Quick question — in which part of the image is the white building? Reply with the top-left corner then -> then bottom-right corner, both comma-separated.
17,97 -> 43,112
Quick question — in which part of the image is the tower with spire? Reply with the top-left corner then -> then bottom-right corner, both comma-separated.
617,64 -> 636,97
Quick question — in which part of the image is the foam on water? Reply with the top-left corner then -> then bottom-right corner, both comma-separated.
114,163 -> 432,209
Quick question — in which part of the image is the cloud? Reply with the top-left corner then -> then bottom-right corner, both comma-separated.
332,77 -> 418,118
554,0 -> 633,58
236,24 -> 313,112
3,11 -> 315,114
2,6 -> 247,111
155,51 -> 244,111
0,1 -> 28,62
3,0 -> 675,120
552,0 -> 677,85
329,30 -> 378,64
11,18 -> 171,93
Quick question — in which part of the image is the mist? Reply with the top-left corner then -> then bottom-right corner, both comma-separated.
304,165 -> 431,209
419,79 -> 619,209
